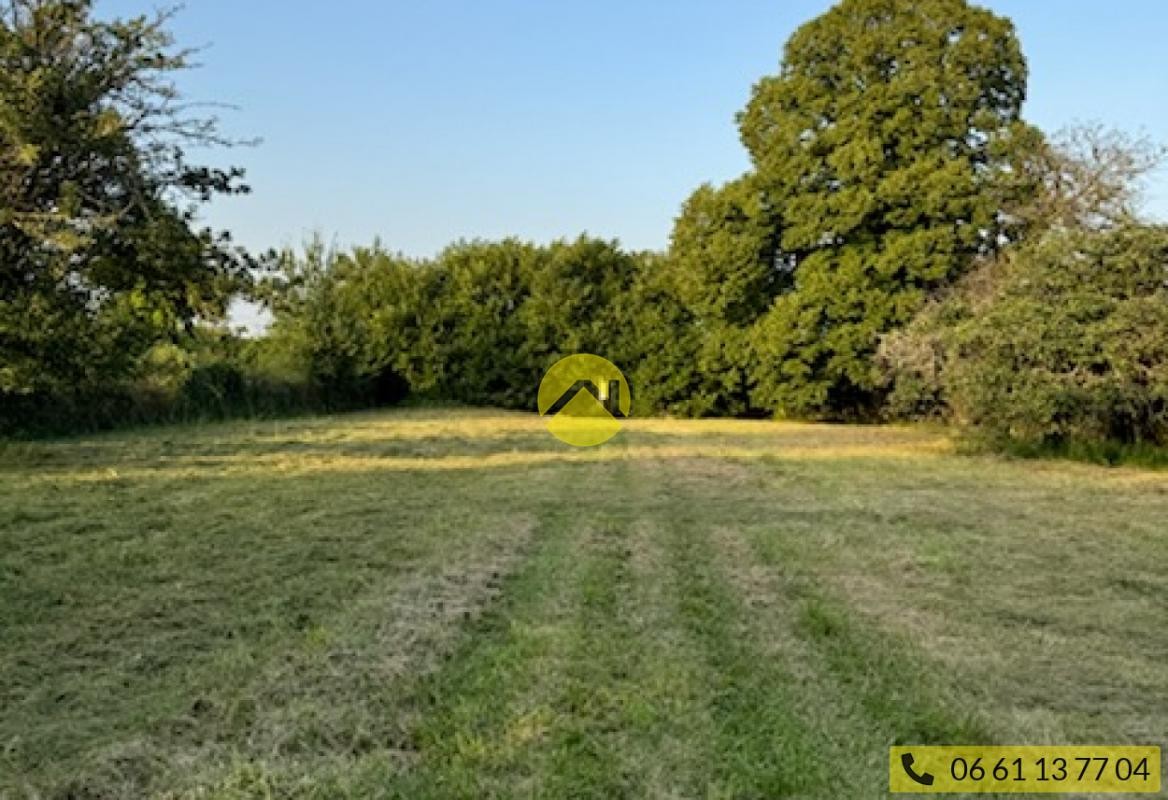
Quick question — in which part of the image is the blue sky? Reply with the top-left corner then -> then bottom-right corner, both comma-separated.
99,0 -> 1167,258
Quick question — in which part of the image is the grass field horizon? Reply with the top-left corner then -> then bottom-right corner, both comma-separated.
3,408 -> 1166,798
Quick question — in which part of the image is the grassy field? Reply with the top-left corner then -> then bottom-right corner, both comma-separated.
1,409 -> 1166,798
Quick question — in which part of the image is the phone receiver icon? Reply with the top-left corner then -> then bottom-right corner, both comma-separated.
901,753 -> 936,786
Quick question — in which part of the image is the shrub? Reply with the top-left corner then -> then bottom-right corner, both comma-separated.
881,224 -> 1168,447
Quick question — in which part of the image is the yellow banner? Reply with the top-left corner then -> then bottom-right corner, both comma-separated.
889,745 -> 1161,793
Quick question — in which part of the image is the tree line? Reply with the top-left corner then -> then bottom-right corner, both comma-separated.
3,0 -> 1166,456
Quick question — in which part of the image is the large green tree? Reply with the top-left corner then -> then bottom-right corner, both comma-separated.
0,0 -> 250,400
742,0 -> 1033,417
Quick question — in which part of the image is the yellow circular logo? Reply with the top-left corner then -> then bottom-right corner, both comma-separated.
537,354 -> 630,447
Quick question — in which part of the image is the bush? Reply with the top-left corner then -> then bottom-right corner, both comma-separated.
0,331 -> 324,437
261,236 -> 658,414
881,224 -> 1168,447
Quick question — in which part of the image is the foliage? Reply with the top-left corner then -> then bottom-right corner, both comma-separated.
741,0 -> 1033,417
262,235 -> 649,412
259,238 -> 400,407
884,224 -> 1168,446
881,125 -> 1168,445
652,174 -> 787,416
666,175 -> 786,326
5,0 -> 1167,458
620,254 -> 708,416
0,323 -> 320,436
0,0 -> 251,406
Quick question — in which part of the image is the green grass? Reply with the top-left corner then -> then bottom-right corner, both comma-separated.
990,436 -> 1168,470
1,408 -> 1166,798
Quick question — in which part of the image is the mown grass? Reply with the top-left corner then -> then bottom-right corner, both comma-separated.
1,408 -> 1166,798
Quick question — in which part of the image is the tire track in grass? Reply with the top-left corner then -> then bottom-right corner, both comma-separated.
614,516 -> 720,799
656,462 -> 829,798
536,519 -> 645,798
709,522 -> 994,798
748,527 -> 992,743
706,522 -> 892,797
240,514 -> 541,759
377,512 -> 586,798
379,464 -> 660,798
730,522 -> 998,799
597,449 -> 728,799
660,460 -> 995,798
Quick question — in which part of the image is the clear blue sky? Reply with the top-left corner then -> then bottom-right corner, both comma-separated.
99,0 -> 1167,258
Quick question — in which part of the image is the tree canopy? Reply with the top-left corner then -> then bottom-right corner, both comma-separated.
4,0 -> 1167,454
740,0 -> 1033,417
0,0 -> 249,400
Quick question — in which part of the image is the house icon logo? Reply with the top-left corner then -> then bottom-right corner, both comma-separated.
537,354 -> 630,447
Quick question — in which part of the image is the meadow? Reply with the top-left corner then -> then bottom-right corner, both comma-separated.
1,408 -> 1166,798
